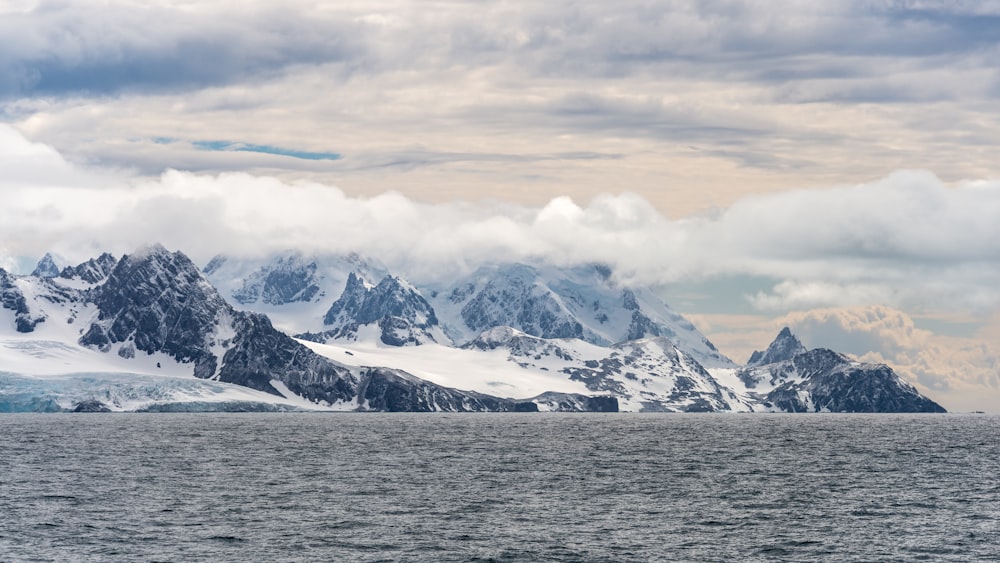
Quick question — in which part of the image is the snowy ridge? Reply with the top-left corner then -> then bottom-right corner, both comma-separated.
1,248 -> 617,412
423,262 -> 736,367
205,255 -> 734,366
306,272 -> 449,346
203,252 -> 388,334
304,327 -> 749,412
1,248 -> 946,413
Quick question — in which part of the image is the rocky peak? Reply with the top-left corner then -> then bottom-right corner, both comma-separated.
746,347 -> 946,413
31,253 -> 61,278
366,276 -> 438,326
231,254 -> 321,306
80,245 -> 231,376
1,267 -> 45,333
323,272 -> 368,324
320,273 -> 441,346
747,326 -> 807,367
59,252 -> 118,284
459,266 -> 584,341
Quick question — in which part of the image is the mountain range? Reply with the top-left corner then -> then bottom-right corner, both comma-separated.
0,246 -> 946,413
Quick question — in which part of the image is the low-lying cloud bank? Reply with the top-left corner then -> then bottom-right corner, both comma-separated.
3,126 -> 999,411
2,125 -> 999,316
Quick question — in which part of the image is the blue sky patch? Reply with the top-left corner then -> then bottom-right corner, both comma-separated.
153,137 -> 340,161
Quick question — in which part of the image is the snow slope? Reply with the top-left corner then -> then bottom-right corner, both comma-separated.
300,326 -> 751,412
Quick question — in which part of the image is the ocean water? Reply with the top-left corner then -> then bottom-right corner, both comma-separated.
1,413 -> 997,562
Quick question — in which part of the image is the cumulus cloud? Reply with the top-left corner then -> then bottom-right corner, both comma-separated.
2,126 -> 1000,318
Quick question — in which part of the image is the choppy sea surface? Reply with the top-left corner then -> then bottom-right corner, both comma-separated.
1,413 -> 997,562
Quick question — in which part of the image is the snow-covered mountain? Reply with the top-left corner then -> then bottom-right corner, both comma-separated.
711,328 -> 946,413
207,255 -> 733,367
31,253 -> 62,278
740,348 -> 945,413
1,248 -> 946,413
1,247 -> 609,413
423,263 -> 735,368
202,251 -> 388,334
303,272 -> 448,346
460,326 -> 750,412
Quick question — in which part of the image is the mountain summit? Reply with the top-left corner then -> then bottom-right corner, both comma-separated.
747,327 -> 807,367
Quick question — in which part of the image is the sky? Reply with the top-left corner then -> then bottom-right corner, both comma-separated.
1,0 -> 999,412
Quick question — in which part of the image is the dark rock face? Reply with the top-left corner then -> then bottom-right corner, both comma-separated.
747,326 -> 807,367
743,348 -> 947,413
357,368 -> 552,412
321,273 -> 441,346
625,310 -> 661,341
218,312 -> 357,402
59,253 -> 118,284
0,268 -> 44,333
79,245 -> 229,378
31,253 -> 61,278
74,246 -> 357,399
323,272 -> 368,325
72,399 -> 111,413
460,268 -> 584,340
325,273 -> 438,327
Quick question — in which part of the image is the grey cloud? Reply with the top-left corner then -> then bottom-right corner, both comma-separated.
0,2 -> 363,98
4,1 -> 999,104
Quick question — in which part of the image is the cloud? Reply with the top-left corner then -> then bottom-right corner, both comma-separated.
2,126 -> 1000,317
6,1 -> 996,96
0,1 -> 363,98
3,0 -> 999,234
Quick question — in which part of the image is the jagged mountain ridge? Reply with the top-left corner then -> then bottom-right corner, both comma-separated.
194,253 -> 948,413
424,262 -> 735,368
306,272 -> 446,346
215,253 -> 734,367
1,247 -> 615,412
202,252 -> 388,335
59,252 -> 118,284
732,330 -> 946,413
1,249 -> 947,413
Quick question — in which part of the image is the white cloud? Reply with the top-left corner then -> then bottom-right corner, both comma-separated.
2,126 -> 1000,319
